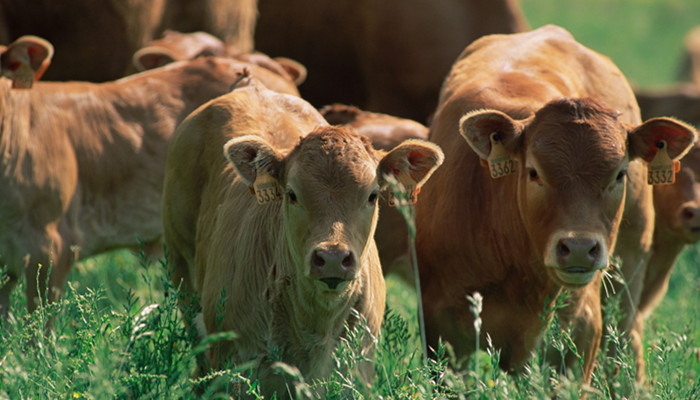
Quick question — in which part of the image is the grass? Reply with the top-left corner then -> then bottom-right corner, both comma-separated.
1,242 -> 698,399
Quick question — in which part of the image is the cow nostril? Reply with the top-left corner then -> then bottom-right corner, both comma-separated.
588,242 -> 600,260
682,207 -> 696,222
556,241 -> 570,257
342,253 -> 354,268
312,251 -> 325,267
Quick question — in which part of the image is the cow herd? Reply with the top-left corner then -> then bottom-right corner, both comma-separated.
1,2 -> 699,398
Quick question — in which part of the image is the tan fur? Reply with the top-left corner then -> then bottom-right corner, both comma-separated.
162,80 -> 443,398
415,25 -> 696,386
0,36 -> 300,314
321,103 -> 429,280
255,0 -> 528,122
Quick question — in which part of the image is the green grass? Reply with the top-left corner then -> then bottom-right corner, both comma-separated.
522,0 -> 700,87
1,243 -> 698,399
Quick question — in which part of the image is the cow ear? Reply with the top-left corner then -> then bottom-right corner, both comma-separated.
459,109 -> 525,160
628,117 -> 698,162
1,35 -> 54,88
273,57 -> 307,86
223,135 -> 285,187
132,46 -> 177,71
378,139 -> 444,189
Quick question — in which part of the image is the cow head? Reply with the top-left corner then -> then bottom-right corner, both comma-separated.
1,35 -> 54,89
653,141 -> 700,243
224,126 -> 443,295
460,98 -> 696,288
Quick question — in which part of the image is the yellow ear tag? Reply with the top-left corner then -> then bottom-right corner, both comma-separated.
253,171 -> 282,205
12,62 -> 35,89
388,169 -> 420,207
647,140 -> 678,185
487,132 -> 515,179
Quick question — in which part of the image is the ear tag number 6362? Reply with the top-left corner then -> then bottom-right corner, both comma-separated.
487,132 -> 515,179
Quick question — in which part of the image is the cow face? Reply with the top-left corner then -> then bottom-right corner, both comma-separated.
224,127 -> 443,295
654,142 -> 700,243
461,98 -> 696,288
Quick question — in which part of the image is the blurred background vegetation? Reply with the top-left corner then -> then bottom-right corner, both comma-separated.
522,0 -> 700,87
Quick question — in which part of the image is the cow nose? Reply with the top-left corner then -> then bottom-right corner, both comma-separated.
310,246 -> 356,289
555,237 -> 601,268
311,248 -> 355,269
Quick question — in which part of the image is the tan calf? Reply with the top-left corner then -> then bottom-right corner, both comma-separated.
415,25 -> 696,385
161,80 -> 443,397
0,36 -> 299,314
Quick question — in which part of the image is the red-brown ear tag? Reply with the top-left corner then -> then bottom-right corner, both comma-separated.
388,169 -> 420,207
487,133 -> 515,179
647,140 -> 678,185
12,62 -> 35,89
253,170 -> 282,205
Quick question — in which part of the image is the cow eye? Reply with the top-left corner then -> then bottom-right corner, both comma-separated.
528,168 -> 539,180
368,192 -> 378,204
287,190 -> 298,204
616,169 -> 627,182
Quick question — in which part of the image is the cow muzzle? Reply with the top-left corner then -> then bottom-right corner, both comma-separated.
308,243 -> 357,291
545,233 -> 607,287
679,204 -> 700,242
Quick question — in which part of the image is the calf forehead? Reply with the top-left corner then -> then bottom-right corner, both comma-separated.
528,99 -> 626,184
288,127 -> 379,189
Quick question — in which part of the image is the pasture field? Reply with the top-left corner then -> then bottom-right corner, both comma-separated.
2,0 -> 700,398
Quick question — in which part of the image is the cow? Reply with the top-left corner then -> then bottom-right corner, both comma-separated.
132,30 -> 307,90
0,36 -> 301,315
636,83 -> 700,127
414,25 -> 697,385
320,103 -> 429,281
0,0 -> 257,82
161,79 -> 443,397
255,0 -> 529,122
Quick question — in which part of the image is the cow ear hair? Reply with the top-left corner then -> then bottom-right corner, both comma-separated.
133,46 -> 177,71
224,135 -> 285,187
273,57 -> 307,85
1,35 -> 54,87
627,117 -> 698,162
459,109 -> 525,160
378,139 -> 445,188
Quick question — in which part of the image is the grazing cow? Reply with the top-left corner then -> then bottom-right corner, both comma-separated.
321,103 -> 429,280
161,79 -> 443,397
0,36 -> 300,315
255,0 -> 528,122
414,25 -> 696,383
0,0 -> 256,82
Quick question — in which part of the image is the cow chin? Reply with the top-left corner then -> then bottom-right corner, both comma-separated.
550,267 -> 599,288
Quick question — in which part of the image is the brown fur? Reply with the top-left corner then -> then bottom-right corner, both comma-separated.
0,0 -> 256,82
415,25 -> 696,385
0,36 -> 299,314
161,80 -> 443,397
255,0 -> 528,122
320,103 -> 429,280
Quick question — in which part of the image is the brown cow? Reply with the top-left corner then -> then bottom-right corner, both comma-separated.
0,0 -> 256,82
415,25 -> 696,384
161,79 -> 443,397
0,36 -> 300,315
320,103 -> 429,280
255,0 -> 529,122
132,30 -> 307,89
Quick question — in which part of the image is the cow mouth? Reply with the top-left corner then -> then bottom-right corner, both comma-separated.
553,266 -> 597,287
319,277 -> 348,290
